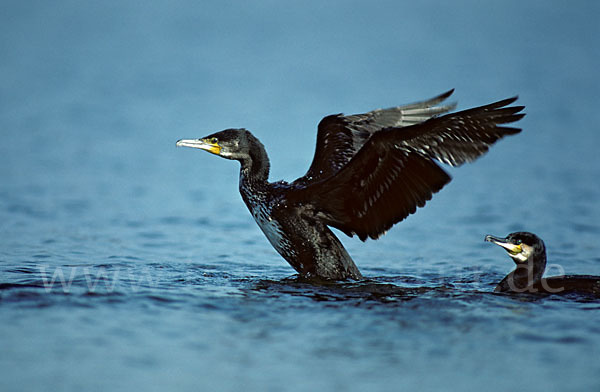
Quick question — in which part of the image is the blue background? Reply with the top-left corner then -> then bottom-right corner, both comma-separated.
1,1 -> 599,391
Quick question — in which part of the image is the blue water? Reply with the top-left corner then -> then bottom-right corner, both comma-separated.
2,1 -> 600,391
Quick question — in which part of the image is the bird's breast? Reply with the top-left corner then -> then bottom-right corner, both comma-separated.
251,203 -> 296,259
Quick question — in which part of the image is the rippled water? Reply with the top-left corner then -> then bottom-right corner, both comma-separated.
2,1 -> 600,391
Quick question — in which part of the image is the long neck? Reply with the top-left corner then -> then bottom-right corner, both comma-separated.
496,251 -> 547,293
239,135 -> 270,184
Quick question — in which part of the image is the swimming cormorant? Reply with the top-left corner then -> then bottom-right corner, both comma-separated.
485,232 -> 600,295
177,90 -> 525,280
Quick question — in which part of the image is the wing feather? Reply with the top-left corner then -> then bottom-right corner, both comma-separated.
290,95 -> 524,240
297,90 -> 456,185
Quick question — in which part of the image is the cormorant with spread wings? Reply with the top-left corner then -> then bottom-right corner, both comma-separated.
177,90 -> 525,279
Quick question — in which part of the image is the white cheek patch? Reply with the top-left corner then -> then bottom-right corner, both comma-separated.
512,245 -> 532,263
512,252 -> 529,262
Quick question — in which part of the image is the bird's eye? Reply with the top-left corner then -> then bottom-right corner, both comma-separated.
516,239 -> 522,245
210,137 -> 218,144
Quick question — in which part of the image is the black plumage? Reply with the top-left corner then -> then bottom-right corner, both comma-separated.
177,90 -> 525,279
485,232 -> 600,295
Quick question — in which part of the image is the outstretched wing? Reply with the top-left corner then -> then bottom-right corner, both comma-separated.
291,96 -> 525,241
296,90 -> 456,185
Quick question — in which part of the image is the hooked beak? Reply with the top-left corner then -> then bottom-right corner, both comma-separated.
485,234 -> 522,255
176,138 -> 221,156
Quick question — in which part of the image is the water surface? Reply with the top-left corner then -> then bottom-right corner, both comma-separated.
1,1 -> 600,391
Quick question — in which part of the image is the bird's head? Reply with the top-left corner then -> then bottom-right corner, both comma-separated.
177,128 -> 270,180
485,231 -> 545,265
176,128 -> 253,161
